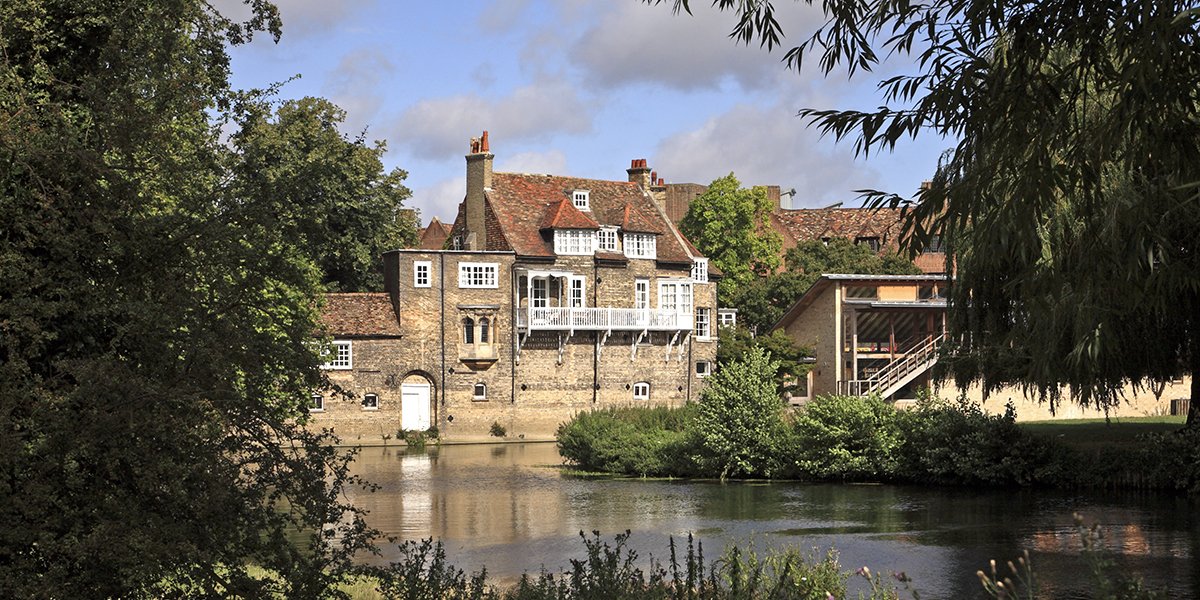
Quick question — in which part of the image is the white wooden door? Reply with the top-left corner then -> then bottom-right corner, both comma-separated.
400,383 -> 431,431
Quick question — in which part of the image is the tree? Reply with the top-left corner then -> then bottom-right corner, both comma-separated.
1,1 -> 380,596
232,97 -> 418,292
649,0 -> 1200,425
717,327 -> 811,395
679,173 -> 782,306
692,347 -> 787,479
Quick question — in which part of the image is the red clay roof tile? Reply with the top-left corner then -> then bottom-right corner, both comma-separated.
539,198 -> 601,230
319,293 -> 402,337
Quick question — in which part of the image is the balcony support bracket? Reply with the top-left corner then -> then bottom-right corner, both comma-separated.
631,330 -> 647,361
665,331 -> 680,362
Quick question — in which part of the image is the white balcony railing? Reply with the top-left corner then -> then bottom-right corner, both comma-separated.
517,307 -> 692,331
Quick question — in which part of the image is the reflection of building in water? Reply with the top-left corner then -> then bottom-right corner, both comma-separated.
1026,513 -> 1189,559
400,453 -> 432,534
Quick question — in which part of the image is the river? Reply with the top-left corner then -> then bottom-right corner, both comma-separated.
345,443 -> 1199,599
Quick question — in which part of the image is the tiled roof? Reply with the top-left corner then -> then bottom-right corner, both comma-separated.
418,217 -> 452,250
539,198 -> 600,230
771,207 -> 905,249
480,172 -> 692,263
620,202 -> 664,234
319,293 -> 402,337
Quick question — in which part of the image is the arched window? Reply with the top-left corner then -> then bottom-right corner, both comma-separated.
632,382 -> 650,401
463,317 -> 475,344
479,317 -> 490,343
473,382 -> 487,401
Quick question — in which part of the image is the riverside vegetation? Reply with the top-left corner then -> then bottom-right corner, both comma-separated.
557,348 -> 1200,492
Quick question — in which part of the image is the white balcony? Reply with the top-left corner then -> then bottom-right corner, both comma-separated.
517,307 -> 692,332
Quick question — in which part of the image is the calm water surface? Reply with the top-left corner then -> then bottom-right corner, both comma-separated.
346,443 -> 1199,599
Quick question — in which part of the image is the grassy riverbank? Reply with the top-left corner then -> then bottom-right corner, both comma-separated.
555,350 -> 1200,491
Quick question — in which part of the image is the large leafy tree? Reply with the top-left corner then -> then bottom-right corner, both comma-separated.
1,1 -> 382,596
679,173 -> 782,306
651,0 -> 1200,425
232,97 -> 418,292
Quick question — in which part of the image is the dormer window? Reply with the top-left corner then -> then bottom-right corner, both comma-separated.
691,258 -> 708,283
554,229 -> 596,255
572,190 -> 590,211
597,226 -> 618,252
623,233 -> 656,259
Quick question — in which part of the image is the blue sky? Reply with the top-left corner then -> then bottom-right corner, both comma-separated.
223,0 -> 947,223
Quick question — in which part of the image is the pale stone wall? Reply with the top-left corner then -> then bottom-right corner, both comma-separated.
924,379 -> 1191,421
309,249 -> 715,442
782,283 -> 840,398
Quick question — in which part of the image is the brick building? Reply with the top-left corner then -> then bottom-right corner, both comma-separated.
310,133 -> 719,442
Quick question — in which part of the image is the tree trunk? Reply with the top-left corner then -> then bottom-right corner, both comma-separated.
1190,324 -> 1200,429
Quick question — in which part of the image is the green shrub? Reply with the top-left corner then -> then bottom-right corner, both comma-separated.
556,408 -> 698,477
403,430 -> 427,450
490,422 -> 507,438
791,395 -> 904,481
690,347 -> 789,479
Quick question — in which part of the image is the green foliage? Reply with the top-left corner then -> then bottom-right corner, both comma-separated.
556,407 -> 696,477
650,0 -> 1200,422
231,96 -> 418,292
692,347 -> 788,479
679,173 -> 782,306
896,398 -> 1063,487
792,395 -> 904,481
0,1 -> 387,596
375,538 -> 496,600
490,421 -> 508,438
404,430 -> 428,450
717,327 -> 812,395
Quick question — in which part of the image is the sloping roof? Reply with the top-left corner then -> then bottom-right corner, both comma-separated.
320,293 -> 402,337
477,172 -> 692,262
771,207 -> 905,248
417,217 -> 452,250
539,198 -> 600,230
620,202 -> 664,234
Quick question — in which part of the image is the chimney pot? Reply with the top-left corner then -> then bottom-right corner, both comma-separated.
480,130 -> 489,152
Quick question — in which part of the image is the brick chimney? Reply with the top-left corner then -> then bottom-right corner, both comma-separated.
465,131 -> 493,250
627,158 -> 652,190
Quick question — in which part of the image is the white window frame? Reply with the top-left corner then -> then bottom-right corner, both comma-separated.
310,393 -> 324,412
568,276 -> 586,308
695,307 -> 712,339
473,382 -> 487,401
531,278 -> 549,308
634,279 -> 650,310
658,280 -> 693,315
362,393 -> 379,411
696,361 -> 713,378
458,262 -> 499,288
414,260 -> 431,288
691,258 -> 708,283
321,340 -> 352,370
597,226 -> 618,252
572,190 -> 590,211
623,233 -> 657,259
718,309 -> 738,328
554,229 -> 597,255
632,381 -> 650,401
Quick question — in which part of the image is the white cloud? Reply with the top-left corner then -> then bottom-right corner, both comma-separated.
211,0 -> 374,39
570,2 -> 824,92
478,0 -> 535,32
651,102 -> 882,208
388,79 -> 593,159
322,46 -> 394,136
411,178 -> 466,225
497,150 -> 569,175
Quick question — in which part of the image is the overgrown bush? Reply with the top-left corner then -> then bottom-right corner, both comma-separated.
791,394 -> 904,481
896,398 -> 1062,486
556,407 -> 697,477
490,422 -> 507,438
691,347 -> 790,479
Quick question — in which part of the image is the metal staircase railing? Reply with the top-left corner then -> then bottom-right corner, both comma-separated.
842,333 -> 944,398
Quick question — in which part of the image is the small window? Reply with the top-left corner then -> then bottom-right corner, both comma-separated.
362,393 -> 378,410
696,361 -> 712,378
554,229 -> 597,255
458,262 -> 498,288
321,340 -> 352,370
695,307 -> 712,339
473,382 -> 487,401
634,279 -> 650,310
924,235 -> 945,253
717,309 -> 737,328
597,227 -> 618,252
569,277 -> 585,308
855,236 -> 881,252
572,190 -> 590,211
479,317 -> 490,343
463,318 -> 475,344
414,261 -> 431,287
624,233 -> 657,259
632,382 -> 650,401
310,393 -> 324,412
691,258 -> 708,283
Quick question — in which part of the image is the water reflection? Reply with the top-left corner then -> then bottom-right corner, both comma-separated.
345,444 -> 1200,598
